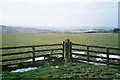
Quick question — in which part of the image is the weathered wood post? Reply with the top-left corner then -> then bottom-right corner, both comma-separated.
32,45 -> 35,64
62,41 -> 65,60
70,42 -> 72,60
63,39 -> 72,63
106,47 -> 109,65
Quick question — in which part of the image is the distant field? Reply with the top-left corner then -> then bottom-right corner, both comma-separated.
2,33 -> 118,48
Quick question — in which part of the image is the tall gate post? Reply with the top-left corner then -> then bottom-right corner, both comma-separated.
63,39 -> 72,63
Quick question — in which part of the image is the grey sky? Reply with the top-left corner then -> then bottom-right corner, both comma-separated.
0,0 -> 119,29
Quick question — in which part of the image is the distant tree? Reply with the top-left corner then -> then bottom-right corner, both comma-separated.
113,28 -> 120,33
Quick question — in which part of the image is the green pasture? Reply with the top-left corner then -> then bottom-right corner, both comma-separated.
2,33 -> 118,48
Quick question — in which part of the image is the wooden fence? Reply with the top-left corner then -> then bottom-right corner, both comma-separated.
0,39 -> 120,68
63,39 -> 120,66
72,43 -> 120,66
0,44 -> 63,67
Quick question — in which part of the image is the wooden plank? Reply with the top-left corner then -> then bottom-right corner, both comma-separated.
51,53 -> 62,55
34,44 -> 62,47
89,50 -> 120,55
35,55 -> 47,58
72,53 -> 87,57
89,50 -> 107,54
109,47 -> 120,50
0,44 -> 62,50
1,51 -> 32,56
108,53 -> 120,56
109,58 -> 120,61
72,58 -> 88,62
72,43 -> 88,47
2,56 -> 32,62
35,53 -> 62,58
89,45 -> 107,48
2,61 -> 32,67
72,48 -> 87,52
72,43 -> 106,48
1,46 -> 32,49
35,48 -> 62,52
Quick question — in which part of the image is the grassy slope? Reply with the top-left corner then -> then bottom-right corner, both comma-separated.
2,33 -> 118,47
2,59 -> 120,79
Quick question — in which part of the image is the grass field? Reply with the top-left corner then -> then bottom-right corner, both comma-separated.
2,33 -> 118,48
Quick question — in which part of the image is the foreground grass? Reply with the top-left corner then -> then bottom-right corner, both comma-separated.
2,59 -> 120,79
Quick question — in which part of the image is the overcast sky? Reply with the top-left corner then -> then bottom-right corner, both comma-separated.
0,0 -> 119,29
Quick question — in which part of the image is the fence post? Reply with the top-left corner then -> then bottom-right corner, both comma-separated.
63,39 -> 71,63
32,45 -> 35,64
87,46 -> 89,62
62,41 -> 65,60
70,42 -> 72,61
106,47 -> 109,65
